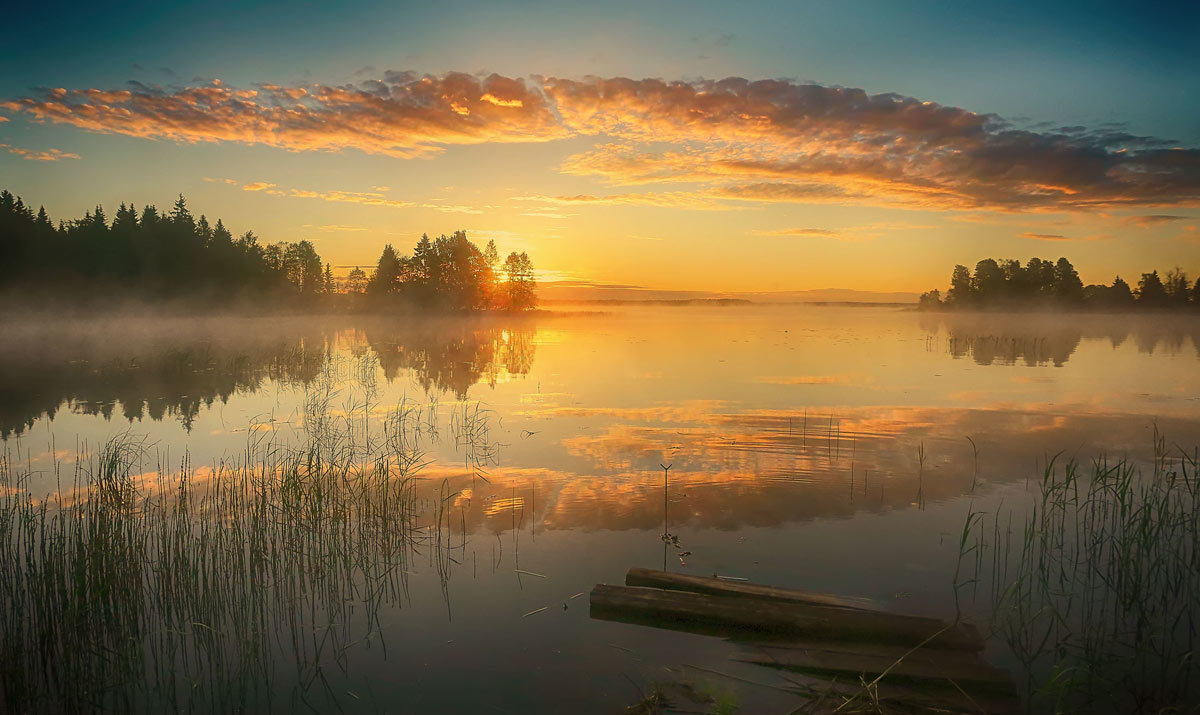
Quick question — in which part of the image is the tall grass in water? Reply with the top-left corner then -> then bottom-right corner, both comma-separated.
0,359 -> 463,712
962,432 -> 1200,712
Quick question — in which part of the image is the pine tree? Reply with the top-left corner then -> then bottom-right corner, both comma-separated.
346,267 -> 367,294
170,194 -> 194,230
1137,271 -> 1168,306
212,219 -> 233,247
368,244 -> 403,296
197,215 -> 212,245
1110,276 -> 1133,305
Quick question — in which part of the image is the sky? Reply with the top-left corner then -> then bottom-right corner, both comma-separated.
2,0 -> 1198,294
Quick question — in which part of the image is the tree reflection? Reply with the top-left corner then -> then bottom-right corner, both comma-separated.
0,318 -> 538,437
918,312 -> 1199,366
367,321 -> 535,399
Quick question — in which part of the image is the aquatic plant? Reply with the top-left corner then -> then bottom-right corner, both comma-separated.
960,430 -> 1200,711
0,357 -> 492,712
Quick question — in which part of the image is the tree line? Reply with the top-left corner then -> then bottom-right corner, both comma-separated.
353,231 -> 536,311
920,257 -> 1200,310
0,189 -> 536,310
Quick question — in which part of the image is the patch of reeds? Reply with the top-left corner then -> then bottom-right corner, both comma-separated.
959,429 -> 1200,711
0,355 -> 484,712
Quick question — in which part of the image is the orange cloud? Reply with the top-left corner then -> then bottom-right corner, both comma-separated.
0,144 -> 80,161
1121,214 -> 1190,227
286,187 -> 412,208
5,73 -> 1199,211
752,227 -> 850,240
480,93 -> 523,108
1020,232 -> 1070,240
543,77 -> 1200,211
2,73 -> 565,158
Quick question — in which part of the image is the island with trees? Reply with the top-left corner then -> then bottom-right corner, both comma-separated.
919,256 -> 1199,311
0,189 -> 537,312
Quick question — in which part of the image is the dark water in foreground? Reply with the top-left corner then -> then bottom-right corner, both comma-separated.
3,305 -> 1199,712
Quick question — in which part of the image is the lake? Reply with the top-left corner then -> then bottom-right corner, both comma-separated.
3,305 -> 1199,712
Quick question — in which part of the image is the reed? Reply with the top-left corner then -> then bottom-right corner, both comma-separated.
959,431 -> 1200,711
0,354 -> 493,712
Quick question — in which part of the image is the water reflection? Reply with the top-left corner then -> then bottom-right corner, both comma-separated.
919,312 -> 1200,365
5,306 -> 1199,530
424,406 -> 1200,536
368,322 -> 535,398
0,316 -> 537,437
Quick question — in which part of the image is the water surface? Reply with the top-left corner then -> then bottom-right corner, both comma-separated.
4,305 -> 1199,712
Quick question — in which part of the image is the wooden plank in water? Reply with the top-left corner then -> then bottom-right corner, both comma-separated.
736,642 -> 1016,695
590,584 -> 983,651
626,568 -> 879,611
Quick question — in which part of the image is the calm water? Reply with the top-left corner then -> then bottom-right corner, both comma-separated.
4,305 -> 1199,712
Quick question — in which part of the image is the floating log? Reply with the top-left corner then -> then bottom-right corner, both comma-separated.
597,570 -> 1012,711
590,583 -> 983,651
626,567 -> 879,611
736,641 -> 1016,695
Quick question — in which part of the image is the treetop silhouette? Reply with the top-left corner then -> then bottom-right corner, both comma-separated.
921,256 -> 1197,311
0,189 -> 537,312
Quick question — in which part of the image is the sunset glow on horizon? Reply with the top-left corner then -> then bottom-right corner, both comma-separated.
2,1 -> 1197,295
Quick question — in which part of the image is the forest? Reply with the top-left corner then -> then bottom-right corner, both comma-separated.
920,256 -> 1200,310
0,189 -> 537,311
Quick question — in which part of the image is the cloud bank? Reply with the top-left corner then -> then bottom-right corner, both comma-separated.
1,73 -> 563,159
4,72 -> 1199,211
